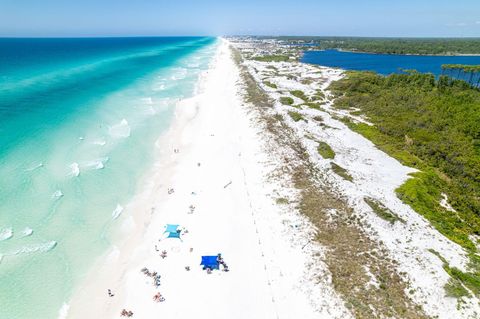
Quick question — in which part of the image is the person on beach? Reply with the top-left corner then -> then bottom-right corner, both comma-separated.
154,275 -> 161,287
121,309 -> 133,317
217,254 -> 229,271
153,292 -> 165,302
160,250 -> 167,258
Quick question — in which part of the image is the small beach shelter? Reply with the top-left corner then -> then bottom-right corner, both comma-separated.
200,255 -> 220,270
164,224 -> 181,239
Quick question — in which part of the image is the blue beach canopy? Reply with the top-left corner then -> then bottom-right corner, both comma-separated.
200,255 -> 220,270
164,224 -> 179,233
167,231 -> 181,239
164,224 -> 181,240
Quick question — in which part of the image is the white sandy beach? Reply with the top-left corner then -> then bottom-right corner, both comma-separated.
64,38 -> 480,319
65,40 -> 339,319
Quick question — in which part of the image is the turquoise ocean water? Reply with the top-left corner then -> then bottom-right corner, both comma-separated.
0,37 -> 217,318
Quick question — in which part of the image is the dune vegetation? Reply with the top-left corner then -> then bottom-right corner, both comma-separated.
330,71 -> 480,296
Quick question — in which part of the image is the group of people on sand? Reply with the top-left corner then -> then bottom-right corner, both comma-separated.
120,309 -> 133,317
141,267 -> 162,288
203,254 -> 230,274
217,253 -> 229,272
118,146 -> 232,317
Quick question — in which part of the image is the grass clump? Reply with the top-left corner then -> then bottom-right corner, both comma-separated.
312,89 -> 326,101
364,197 -> 404,224
252,55 -> 290,62
275,197 -> 289,205
317,141 -> 335,159
331,162 -> 353,182
445,278 -> 470,298
263,81 -> 277,89
429,249 -> 480,299
290,90 -> 309,101
303,102 -> 323,110
288,111 -> 305,122
280,96 -> 294,105
266,65 -> 278,71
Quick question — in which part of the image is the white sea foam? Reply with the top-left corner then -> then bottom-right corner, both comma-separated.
153,83 -> 166,91
26,162 -> 43,171
12,241 -> 57,255
108,119 -> 131,138
112,204 -> 124,220
57,303 -> 70,319
141,97 -> 153,104
170,67 -> 187,80
52,190 -> 64,200
144,105 -> 156,115
68,162 -> 80,177
93,139 -> 106,146
83,157 -> 109,170
0,228 -> 13,241
21,227 -> 33,237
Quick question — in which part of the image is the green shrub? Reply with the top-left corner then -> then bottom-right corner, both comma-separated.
288,111 -> 304,122
252,55 -> 290,62
317,141 -> 335,159
263,81 -> 277,89
290,90 -> 309,101
280,96 -> 294,105
331,162 -> 353,182
364,197 -> 404,224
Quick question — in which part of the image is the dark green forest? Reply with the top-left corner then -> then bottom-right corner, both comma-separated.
273,36 -> 480,55
329,72 -> 480,296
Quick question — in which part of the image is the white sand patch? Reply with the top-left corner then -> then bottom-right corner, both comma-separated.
440,193 -> 456,212
66,39 -> 345,319
243,56 -> 480,318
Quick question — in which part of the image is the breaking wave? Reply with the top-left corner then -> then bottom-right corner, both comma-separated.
12,241 -> 57,255
57,303 -> 70,319
21,227 -> 33,237
0,228 -> 13,241
52,190 -> 64,200
108,119 -> 131,138
83,157 -> 109,170
68,162 -> 80,177
112,204 -> 123,220
141,97 -> 153,104
93,139 -> 106,146
170,67 -> 187,80
25,162 -> 43,171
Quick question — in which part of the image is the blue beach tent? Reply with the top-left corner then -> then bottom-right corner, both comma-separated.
164,224 -> 181,239
200,255 -> 220,270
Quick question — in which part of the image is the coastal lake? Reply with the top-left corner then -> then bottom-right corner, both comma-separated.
301,49 -> 480,76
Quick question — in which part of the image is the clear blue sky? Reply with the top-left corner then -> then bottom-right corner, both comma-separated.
1,0 -> 479,37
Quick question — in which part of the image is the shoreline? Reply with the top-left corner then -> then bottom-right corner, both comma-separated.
65,39 -> 331,319
63,42 -> 218,318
